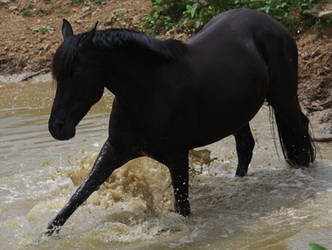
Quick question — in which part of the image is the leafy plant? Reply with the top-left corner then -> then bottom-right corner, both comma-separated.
146,0 -> 330,35
0,2 -> 8,9
45,6 -> 54,15
56,11 -> 63,18
309,242 -> 328,250
69,0 -> 82,5
35,5 -> 43,16
36,26 -> 53,35
21,8 -> 31,16
21,2 -> 34,16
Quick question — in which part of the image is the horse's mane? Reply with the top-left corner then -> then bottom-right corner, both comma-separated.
93,29 -> 188,62
52,28 -> 188,81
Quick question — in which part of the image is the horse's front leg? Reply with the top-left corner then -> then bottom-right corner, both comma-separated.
45,139 -> 136,236
161,151 -> 190,217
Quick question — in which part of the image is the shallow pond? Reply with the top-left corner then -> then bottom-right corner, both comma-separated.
0,77 -> 331,250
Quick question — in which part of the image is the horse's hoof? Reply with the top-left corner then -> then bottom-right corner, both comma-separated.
235,164 -> 248,177
44,229 -> 55,237
235,170 -> 247,177
181,210 -> 191,217
44,225 -> 60,236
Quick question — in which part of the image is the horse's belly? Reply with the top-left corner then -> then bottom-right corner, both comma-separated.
194,102 -> 262,147
191,77 -> 267,147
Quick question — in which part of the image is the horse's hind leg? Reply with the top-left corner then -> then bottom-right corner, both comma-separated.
234,124 -> 255,177
155,151 -> 190,216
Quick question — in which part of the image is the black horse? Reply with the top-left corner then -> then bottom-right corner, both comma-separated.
47,8 -> 315,235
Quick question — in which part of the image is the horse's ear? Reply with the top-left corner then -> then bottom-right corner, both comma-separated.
62,19 -> 73,40
78,21 -> 98,49
86,21 -> 98,42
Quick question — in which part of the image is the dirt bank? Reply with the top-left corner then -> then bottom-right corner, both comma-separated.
0,0 -> 151,73
0,0 -> 331,134
297,29 -> 332,135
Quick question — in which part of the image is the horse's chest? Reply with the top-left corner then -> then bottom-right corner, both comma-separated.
132,101 -> 197,148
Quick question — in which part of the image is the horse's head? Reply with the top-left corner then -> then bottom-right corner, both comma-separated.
49,19 -> 104,140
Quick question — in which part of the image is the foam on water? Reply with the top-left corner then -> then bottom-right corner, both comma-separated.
1,144 -> 331,250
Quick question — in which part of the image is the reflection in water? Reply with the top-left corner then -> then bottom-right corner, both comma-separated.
0,79 -> 331,250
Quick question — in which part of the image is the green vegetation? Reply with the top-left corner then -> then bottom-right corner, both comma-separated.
21,8 -> 31,16
34,5 -> 42,16
36,26 -> 53,35
21,2 -> 34,16
20,1 -> 55,17
0,2 -> 8,9
69,0 -> 102,6
45,1 -> 56,16
93,0 -> 102,5
146,0 -> 331,35
69,0 -> 82,5
309,242 -> 328,250
45,6 -> 54,15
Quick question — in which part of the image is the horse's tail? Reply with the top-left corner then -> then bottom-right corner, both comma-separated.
270,104 -> 316,167
253,19 -> 316,167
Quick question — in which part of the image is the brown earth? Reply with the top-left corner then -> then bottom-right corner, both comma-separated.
0,0 -> 151,73
0,0 -> 331,134
297,29 -> 332,135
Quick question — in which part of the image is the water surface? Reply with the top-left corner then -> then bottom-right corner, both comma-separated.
0,78 -> 331,249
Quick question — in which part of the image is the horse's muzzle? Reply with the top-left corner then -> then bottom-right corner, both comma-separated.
48,118 -> 76,140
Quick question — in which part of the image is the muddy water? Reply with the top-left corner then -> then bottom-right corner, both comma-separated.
0,78 -> 331,250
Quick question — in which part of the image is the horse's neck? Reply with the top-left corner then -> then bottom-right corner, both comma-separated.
94,29 -> 189,104
103,51 -> 159,102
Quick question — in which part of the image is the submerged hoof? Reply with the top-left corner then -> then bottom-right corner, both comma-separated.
287,159 -> 310,169
175,201 -> 191,217
235,168 -> 248,177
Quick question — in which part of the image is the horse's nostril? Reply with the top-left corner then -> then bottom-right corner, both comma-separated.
49,117 -> 75,140
53,119 -> 65,131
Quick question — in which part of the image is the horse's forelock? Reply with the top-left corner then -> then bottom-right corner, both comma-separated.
51,48 -> 62,82
52,36 -> 80,82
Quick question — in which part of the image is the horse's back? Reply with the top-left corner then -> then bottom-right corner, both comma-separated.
192,8 -> 299,106
187,8 -> 292,47
186,8 -> 298,84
